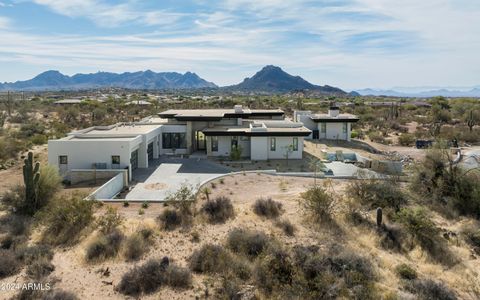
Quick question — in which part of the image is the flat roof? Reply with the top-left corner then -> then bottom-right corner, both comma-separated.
310,113 -> 359,123
87,124 -> 161,135
203,121 -> 311,137
158,108 -> 284,121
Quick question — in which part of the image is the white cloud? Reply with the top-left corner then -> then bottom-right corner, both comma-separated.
32,0 -> 184,27
0,16 -> 9,29
1,0 -> 480,88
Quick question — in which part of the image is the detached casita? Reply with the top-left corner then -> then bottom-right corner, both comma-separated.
48,105 -> 310,178
294,106 -> 359,141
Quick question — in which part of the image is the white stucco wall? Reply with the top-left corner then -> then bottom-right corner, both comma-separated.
48,137 -> 140,176
318,122 -> 350,141
266,137 -> 303,160
250,137 -> 268,160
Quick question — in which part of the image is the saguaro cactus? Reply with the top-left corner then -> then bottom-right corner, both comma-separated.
23,151 -> 40,214
376,207 -> 383,227
467,110 -> 476,132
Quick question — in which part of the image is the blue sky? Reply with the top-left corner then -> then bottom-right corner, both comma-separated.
0,0 -> 479,90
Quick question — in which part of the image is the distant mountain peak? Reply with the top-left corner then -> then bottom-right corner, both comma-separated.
226,65 -> 346,95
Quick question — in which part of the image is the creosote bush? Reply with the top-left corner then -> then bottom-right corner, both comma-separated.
38,193 -> 95,245
188,243 -> 251,280
299,185 -> 335,223
346,178 -> 407,211
227,228 -> 271,259
395,263 -> 417,280
124,228 -> 154,261
396,207 -> 457,266
96,206 -> 123,234
116,257 -> 191,297
405,279 -> 457,300
253,198 -> 283,219
157,209 -> 182,231
86,230 -> 124,262
275,218 -> 295,236
201,196 -> 235,224
0,249 -> 22,279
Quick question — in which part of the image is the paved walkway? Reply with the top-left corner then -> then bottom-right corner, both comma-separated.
126,157 -> 231,201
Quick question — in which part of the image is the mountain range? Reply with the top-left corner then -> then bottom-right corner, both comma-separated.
0,70 -> 217,91
355,87 -> 480,98
0,66 -> 346,95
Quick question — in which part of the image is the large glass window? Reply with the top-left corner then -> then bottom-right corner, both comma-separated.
211,136 -> 219,152
343,123 -> 348,133
293,138 -> 298,151
270,137 -> 276,151
162,133 -> 186,149
320,123 -> 326,133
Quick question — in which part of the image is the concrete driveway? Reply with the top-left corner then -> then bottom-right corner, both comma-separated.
126,157 -> 231,201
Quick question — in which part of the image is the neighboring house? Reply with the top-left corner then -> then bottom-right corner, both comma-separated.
294,106 -> 359,141
48,105 -> 311,179
53,99 -> 83,105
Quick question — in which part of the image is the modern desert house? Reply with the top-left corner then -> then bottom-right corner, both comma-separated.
294,106 -> 359,141
48,105 -> 311,179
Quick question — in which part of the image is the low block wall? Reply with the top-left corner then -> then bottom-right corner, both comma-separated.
88,172 -> 126,200
69,169 -> 128,185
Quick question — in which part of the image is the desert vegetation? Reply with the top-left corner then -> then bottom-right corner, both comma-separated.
0,93 -> 479,299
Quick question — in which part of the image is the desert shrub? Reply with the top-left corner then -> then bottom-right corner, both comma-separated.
275,218 -> 295,236
188,244 -> 251,280
16,244 -> 53,264
202,196 -> 235,224
227,228 -> 271,259
411,148 -> 480,218
43,289 -> 79,300
255,247 -> 294,294
351,130 -> 359,139
405,279 -> 457,300
190,231 -> 200,243
157,209 -> 182,230
395,263 -> 417,280
97,206 -> 123,234
396,207 -> 456,265
26,258 -> 55,279
142,201 -> 149,209
14,288 -> 79,300
273,246 -> 378,299
215,276 -> 244,300
86,230 -> 124,262
462,225 -> 480,248
30,134 -> 48,145
123,229 -> 154,261
346,178 -> 407,211
0,212 -> 30,237
116,257 -> 169,296
164,264 -> 192,289
0,249 -> 21,278
189,244 -> 231,274
379,223 -> 405,251
252,198 -> 283,219
398,133 -> 415,146
117,257 -> 188,296
299,186 -> 334,223
35,164 -> 62,211
38,194 -> 95,245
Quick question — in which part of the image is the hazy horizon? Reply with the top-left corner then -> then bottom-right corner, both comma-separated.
1,0 -> 479,90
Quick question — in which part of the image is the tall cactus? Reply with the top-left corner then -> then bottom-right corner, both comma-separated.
467,110 -> 476,132
23,151 -> 40,214
376,207 -> 383,227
